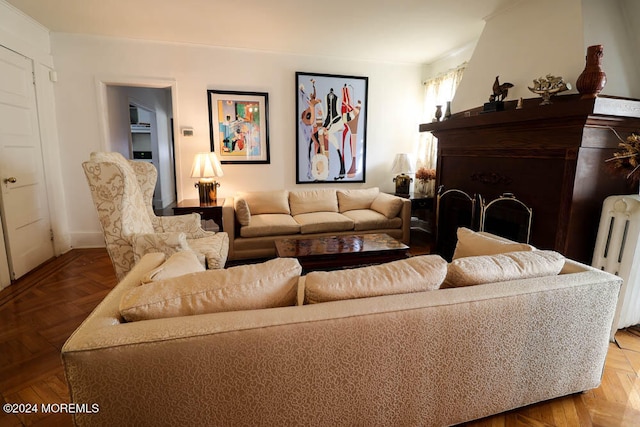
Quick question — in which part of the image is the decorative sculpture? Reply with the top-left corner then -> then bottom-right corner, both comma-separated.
528,74 -> 571,105
490,76 -> 514,102
576,45 -> 607,99
483,76 -> 513,112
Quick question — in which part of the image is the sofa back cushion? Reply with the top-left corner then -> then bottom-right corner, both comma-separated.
453,227 -> 535,259
444,250 -> 565,288
119,258 -> 302,321
289,189 -> 338,216
239,190 -> 290,215
304,255 -> 447,304
337,188 -> 380,212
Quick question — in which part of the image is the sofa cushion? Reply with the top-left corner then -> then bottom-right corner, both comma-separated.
293,212 -> 354,234
304,255 -> 447,304
289,189 -> 338,216
240,214 -> 300,238
452,227 -> 535,260
239,190 -> 290,215
119,258 -> 302,321
234,197 -> 251,226
337,188 -> 379,212
141,251 -> 205,284
444,250 -> 565,288
370,192 -> 404,219
342,209 -> 402,231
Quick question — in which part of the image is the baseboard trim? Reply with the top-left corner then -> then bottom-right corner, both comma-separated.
70,232 -> 105,248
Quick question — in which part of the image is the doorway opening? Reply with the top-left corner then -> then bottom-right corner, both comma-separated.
96,78 -> 181,210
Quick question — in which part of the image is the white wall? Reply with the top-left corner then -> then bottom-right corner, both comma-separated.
453,0 -> 585,112
452,0 -> 640,112
621,0 -> 640,88
105,86 -> 131,156
582,0 -> 640,98
421,40 -> 477,82
50,34 -> 423,247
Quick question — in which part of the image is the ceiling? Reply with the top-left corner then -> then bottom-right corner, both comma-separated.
7,0 -> 519,64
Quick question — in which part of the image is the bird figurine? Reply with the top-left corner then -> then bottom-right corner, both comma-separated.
490,76 -> 514,102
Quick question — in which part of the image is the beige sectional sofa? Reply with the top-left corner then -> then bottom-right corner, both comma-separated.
62,230 -> 621,427
222,187 -> 411,260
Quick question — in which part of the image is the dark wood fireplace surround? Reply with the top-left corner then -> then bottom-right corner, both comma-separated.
420,94 -> 640,264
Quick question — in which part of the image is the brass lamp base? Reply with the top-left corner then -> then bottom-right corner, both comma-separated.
393,173 -> 412,195
195,179 -> 220,205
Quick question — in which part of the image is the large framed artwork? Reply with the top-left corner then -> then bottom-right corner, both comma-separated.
295,72 -> 368,183
208,90 -> 270,164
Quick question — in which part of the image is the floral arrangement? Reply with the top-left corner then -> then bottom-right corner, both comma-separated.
415,167 -> 436,181
606,129 -> 640,182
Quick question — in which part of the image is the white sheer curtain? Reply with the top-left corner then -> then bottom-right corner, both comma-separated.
417,63 -> 466,169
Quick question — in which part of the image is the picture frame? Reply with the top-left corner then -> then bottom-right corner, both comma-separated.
295,72 -> 368,183
208,90 -> 270,164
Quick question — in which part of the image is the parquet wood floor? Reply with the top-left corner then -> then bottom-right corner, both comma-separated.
0,249 -> 115,427
0,247 -> 639,426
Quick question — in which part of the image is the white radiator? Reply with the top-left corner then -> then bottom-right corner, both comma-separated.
592,195 -> 640,341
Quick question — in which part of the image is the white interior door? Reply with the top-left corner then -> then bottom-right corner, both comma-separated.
0,46 -> 54,281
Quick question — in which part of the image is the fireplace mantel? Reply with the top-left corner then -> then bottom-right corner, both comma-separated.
420,94 -> 640,264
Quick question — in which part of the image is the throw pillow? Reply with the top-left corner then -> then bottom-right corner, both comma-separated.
304,255 -> 447,304
452,227 -> 535,260
370,193 -> 404,219
120,258 -> 302,321
140,251 -> 205,284
234,197 -> 251,226
444,250 -> 565,288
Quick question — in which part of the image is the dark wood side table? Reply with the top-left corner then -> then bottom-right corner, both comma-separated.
391,192 -> 434,233
173,198 -> 225,232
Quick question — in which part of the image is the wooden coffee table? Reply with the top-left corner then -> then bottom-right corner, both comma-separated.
274,233 -> 409,272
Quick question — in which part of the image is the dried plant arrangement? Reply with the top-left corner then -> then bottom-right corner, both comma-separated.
606,128 -> 640,183
415,167 -> 436,181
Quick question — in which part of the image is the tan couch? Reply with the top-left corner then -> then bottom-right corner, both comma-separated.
222,187 -> 411,260
62,238 -> 621,426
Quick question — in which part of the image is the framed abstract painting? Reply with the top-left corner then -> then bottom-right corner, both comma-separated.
295,72 -> 368,183
208,90 -> 270,164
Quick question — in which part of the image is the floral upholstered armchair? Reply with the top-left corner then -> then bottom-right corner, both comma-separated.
83,152 -> 229,280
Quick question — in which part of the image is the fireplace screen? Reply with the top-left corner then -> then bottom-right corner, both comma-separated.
436,188 -> 478,261
480,193 -> 532,244
436,188 -> 533,260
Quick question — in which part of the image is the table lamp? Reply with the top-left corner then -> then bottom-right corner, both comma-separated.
191,152 -> 224,205
391,153 -> 414,195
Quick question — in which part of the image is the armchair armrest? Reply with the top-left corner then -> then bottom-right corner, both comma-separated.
131,232 -> 191,263
154,213 -> 209,238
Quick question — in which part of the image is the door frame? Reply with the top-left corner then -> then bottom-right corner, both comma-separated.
0,215 -> 10,290
94,76 -> 183,201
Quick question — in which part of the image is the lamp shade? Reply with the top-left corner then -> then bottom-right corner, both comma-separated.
391,153 -> 415,174
190,152 -> 224,178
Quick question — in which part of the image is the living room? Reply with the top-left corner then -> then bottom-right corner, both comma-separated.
1,0 -> 640,425
1,0 -> 639,258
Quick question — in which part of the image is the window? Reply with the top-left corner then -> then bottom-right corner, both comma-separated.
417,63 -> 466,169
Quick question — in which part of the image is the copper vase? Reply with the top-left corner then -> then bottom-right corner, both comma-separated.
576,44 -> 607,99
